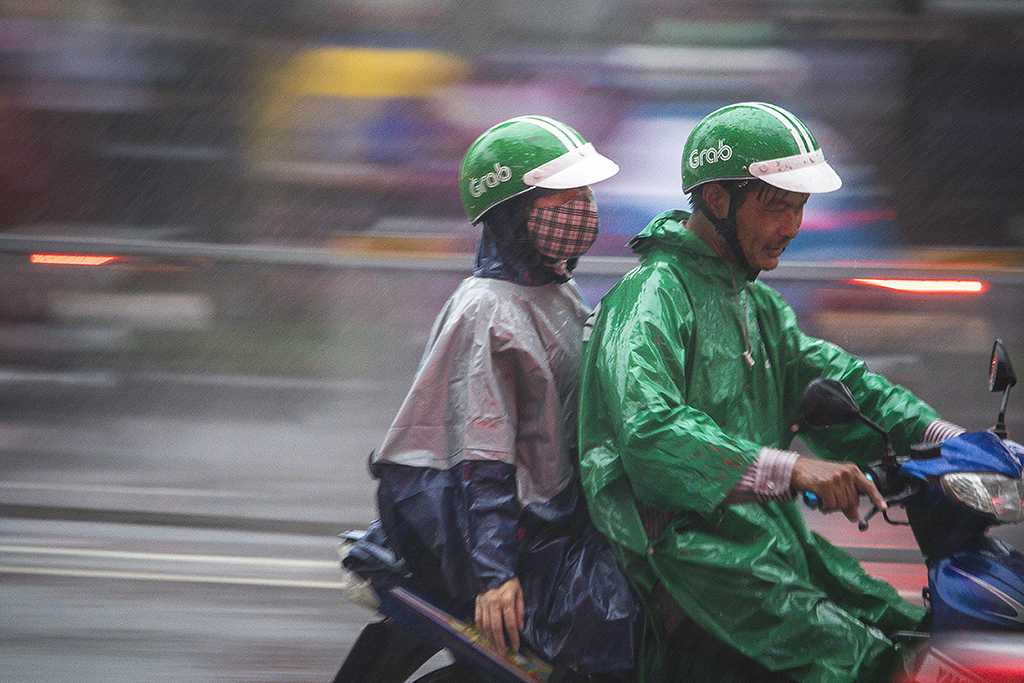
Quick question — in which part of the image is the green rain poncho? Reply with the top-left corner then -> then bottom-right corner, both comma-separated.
578,211 -> 933,683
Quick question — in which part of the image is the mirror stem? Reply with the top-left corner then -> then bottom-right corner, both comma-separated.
858,414 -> 897,466
995,386 -> 1012,439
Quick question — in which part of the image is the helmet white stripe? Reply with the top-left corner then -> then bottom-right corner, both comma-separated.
747,102 -> 814,154
762,103 -> 816,151
779,106 -> 817,150
509,115 -> 585,152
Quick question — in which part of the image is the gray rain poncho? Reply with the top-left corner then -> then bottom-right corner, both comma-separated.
344,191 -> 639,674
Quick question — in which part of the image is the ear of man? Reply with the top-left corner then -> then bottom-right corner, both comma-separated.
700,183 -> 731,221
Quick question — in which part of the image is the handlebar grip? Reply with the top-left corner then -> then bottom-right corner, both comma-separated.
801,472 -> 874,509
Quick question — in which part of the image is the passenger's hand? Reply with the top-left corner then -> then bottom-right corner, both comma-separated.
475,577 -> 524,654
791,457 -> 886,523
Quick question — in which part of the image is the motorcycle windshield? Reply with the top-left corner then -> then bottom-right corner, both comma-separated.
900,431 -> 1024,480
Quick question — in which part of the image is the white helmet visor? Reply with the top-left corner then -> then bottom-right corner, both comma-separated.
749,148 -> 842,194
523,143 -> 619,190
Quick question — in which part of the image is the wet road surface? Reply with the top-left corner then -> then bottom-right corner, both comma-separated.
1,518 -> 374,683
0,368 -> 1015,682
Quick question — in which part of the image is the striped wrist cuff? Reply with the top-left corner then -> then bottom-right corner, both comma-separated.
923,419 -> 966,443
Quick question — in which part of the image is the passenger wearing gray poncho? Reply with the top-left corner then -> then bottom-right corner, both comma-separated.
341,116 -> 640,682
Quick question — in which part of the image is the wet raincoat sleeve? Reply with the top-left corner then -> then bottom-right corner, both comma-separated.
580,265 -> 940,531
373,283 -> 526,592
424,292 -> 527,592
759,284 -> 942,463
462,459 -> 521,591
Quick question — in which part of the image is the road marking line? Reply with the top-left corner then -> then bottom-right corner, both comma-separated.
0,564 -> 347,589
0,562 -> 923,602
0,544 -> 338,568
0,481 -> 253,498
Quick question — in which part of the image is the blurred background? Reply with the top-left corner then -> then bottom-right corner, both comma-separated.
1,1 -> 1023,681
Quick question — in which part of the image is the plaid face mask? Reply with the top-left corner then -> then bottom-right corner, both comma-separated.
525,190 -> 599,260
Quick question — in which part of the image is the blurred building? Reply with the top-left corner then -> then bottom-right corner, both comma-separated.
0,0 -> 1020,252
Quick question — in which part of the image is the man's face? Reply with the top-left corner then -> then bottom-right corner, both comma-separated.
734,185 -> 810,271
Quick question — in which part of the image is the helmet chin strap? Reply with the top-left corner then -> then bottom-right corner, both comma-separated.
706,184 -> 760,281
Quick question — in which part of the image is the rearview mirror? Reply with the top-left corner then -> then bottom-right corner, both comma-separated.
990,339 -> 1017,393
802,378 -> 861,428
990,339 -> 1016,439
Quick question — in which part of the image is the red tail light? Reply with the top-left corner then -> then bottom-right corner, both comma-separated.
848,278 -> 989,294
30,254 -> 121,266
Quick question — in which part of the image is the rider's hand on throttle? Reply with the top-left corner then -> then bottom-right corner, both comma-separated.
791,457 -> 886,523
475,577 -> 524,654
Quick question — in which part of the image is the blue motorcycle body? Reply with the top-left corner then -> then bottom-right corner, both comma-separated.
899,431 -> 1024,633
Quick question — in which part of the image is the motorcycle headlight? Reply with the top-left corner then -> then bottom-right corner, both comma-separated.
940,472 -> 1024,523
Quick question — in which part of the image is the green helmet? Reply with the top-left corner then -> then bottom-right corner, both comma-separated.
681,102 -> 842,195
459,115 -> 619,223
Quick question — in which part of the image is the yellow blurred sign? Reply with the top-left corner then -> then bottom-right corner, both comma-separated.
277,47 -> 469,99
251,46 -> 469,165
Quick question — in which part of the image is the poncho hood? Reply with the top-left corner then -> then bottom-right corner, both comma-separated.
627,208 -> 693,255
628,208 -> 748,287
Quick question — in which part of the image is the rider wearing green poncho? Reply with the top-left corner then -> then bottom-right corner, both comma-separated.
578,103 -> 964,683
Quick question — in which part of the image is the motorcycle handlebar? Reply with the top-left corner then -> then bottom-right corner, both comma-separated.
801,471 -> 876,510
801,471 -> 881,531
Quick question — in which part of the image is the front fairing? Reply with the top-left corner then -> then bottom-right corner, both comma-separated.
900,432 -> 1024,562
900,431 -> 1024,481
895,432 -> 1024,631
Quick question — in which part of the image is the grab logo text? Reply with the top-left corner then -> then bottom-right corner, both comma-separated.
688,140 -> 733,169
468,163 -> 513,197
